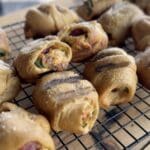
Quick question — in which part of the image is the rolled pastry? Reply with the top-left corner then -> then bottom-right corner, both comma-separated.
25,3 -> 80,38
77,0 -> 122,20
14,36 -> 72,83
0,102 -> 55,150
0,60 -> 20,104
0,28 -> 10,60
98,2 -> 144,46
132,16 -> 150,51
58,21 -> 108,62
136,48 -> 150,89
33,71 -> 99,134
84,48 -> 137,109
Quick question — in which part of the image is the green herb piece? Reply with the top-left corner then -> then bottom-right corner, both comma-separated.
82,122 -> 88,128
35,58 -> 45,68
0,49 -> 5,57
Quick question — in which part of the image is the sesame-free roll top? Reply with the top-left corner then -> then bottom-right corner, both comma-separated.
98,1 -> 144,46
0,28 -> 10,60
84,48 -> 137,109
14,36 -> 72,83
33,71 -> 99,134
58,21 -> 108,62
0,60 -> 20,104
77,0 -> 122,20
0,102 -> 55,150
25,3 -> 80,38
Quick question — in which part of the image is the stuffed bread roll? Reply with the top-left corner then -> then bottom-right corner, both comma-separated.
58,21 -> 108,62
84,48 -> 137,109
14,36 -> 72,83
33,71 -> 99,134
25,3 -> 80,38
0,28 -> 10,60
0,60 -> 20,104
132,16 -> 150,51
98,2 -> 144,46
77,0 -> 122,20
136,48 -> 150,89
0,102 -> 55,150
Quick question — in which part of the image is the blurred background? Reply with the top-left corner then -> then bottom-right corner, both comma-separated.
0,0 -> 53,15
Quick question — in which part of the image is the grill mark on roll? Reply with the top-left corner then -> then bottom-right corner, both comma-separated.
95,61 -> 130,72
92,51 -> 124,61
55,86 -> 95,101
44,75 -> 81,89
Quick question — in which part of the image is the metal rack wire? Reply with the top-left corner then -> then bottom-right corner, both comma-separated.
3,21 -> 150,150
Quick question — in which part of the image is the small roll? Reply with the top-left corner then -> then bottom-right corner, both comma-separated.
0,102 -> 55,150
132,16 -> 150,51
25,3 -> 80,38
0,60 -> 20,104
14,36 -> 72,83
58,21 -> 108,62
77,0 -> 122,20
0,28 -> 10,60
136,48 -> 150,89
84,48 -> 137,109
33,71 -> 99,134
98,2 -> 144,46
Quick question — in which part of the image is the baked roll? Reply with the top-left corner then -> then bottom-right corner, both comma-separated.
14,36 -> 72,83
84,48 -> 137,109
136,48 -> 150,89
98,2 -> 144,46
0,28 -> 10,60
25,3 -> 80,39
33,71 -> 99,134
132,16 -> 150,51
58,21 -> 108,62
0,102 -> 55,150
0,60 -> 20,104
77,0 -> 122,20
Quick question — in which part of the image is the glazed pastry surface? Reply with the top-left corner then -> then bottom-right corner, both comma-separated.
0,102 -> 55,150
0,60 -> 20,104
84,48 -> 137,109
25,3 -> 80,38
14,36 -> 72,83
33,71 -> 99,134
58,21 -> 108,62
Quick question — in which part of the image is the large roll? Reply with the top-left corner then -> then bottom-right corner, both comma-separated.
33,71 -> 99,134
84,48 -> 137,109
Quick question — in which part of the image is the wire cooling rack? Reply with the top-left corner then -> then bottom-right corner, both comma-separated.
3,21 -> 150,150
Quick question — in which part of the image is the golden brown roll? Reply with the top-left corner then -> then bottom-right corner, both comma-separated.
0,60 -> 20,104
98,2 -> 144,46
33,71 -> 99,134
132,16 -> 150,51
14,36 -> 72,83
136,48 -> 150,89
25,3 -> 80,38
77,0 -> 122,20
0,102 -> 55,150
84,48 -> 137,109
58,21 -> 108,62
0,28 -> 10,60
134,0 -> 150,15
